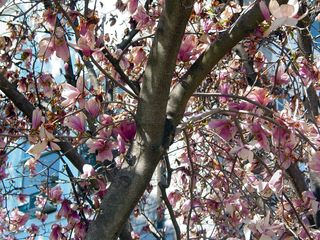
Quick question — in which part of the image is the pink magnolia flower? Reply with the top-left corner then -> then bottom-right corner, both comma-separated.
309,151 -> 320,172
127,0 -> 138,14
117,134 -> 126,154
71,37 -> 95,57
272,66 -> 290,86
27,126 -> 60,159
264,0 -> 307,36
38,27 -> 69,62
61,83 -> 81,107
32,107 -> 43,129
85,97 -> 100,118
65,112 -> 87,132
268,170 -> 283,194
178,35 -> 198,62
208,119 -> 237,141
247,87 -> 272,106
219,83 -> 230,102
39,73 -> 54,97
49,185 -> 63,203
43,9 -> 57,31
81,164 -> 96,178
259,0 -> 271,21
9,209 -> 29,231
100,114 -> 113,125
27,224 -> 39,235
250,122 -> 270,151
26,141 -> 47,160
50,224 -> 66,240
87,135 -> 114,162
132,6 -> 153,29
57,199 -> 72,219
118,121 -> 136,142
132,47 -> 146,66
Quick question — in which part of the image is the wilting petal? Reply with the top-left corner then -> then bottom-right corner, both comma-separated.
27,141 -> 47,159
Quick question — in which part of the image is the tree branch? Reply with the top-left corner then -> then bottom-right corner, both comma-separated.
86,1 -> 195,239
0,73 -> 84,172
166,0 -> 286,126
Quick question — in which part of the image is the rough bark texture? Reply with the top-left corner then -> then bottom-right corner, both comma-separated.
85,1 -> 195,239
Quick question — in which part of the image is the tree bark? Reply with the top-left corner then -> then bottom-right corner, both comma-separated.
85,1 -> 195,239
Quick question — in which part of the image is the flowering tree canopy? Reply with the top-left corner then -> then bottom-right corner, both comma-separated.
0,0 -> 320,239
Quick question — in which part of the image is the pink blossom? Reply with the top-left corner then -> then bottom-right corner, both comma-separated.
65,112 -> 87,132
26,141 -> 47,160
272,66 -> 290,86
70,37 -> 95,57
32,107 -> 43,129
49,185 -> 63,203
85,97 -> 100,118
118,121 -> 136,142
9,209 -> 29,231
87,137 -> 114,162
35,211 -> 48,222
0,0 -> 6,8
250,122 -> 270,151
127,0 -> 138,14
168,191 -> 182,208
43,9 -> 57,31
117,135 -> 126,154
38,28 -> 69,62
219,83 -> 232,103
81,164 -> 96,178
264,0 -> 304,36
100,114 -> 113,125
194,2 -> 202,15
50,224 -> 66,240
61,83 -> 81,107
57,199 -> 71,219
27,224 -> 39,235
132,7 -> 153,29
208,119 -> 237,141
247,87 -> 272,106
132,47 -> 146,66
74,222 -> 87,239
309,151 -> 320,172
259,0 -> 271,21
178,35 -> 198,62
268,170 -> 283,194
39,73 -> 54,97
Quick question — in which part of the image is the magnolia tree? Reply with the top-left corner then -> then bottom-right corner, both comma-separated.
1,0 -> 320,239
